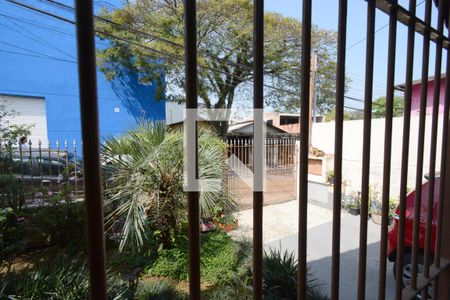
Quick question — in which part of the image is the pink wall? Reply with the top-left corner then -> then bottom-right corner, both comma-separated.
411,78 -> 446,115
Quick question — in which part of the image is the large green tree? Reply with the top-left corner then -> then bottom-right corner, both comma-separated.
372,96 -> 404,118
96,0 -> 339,138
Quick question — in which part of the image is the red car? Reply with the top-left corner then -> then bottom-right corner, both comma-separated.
387,174 -> 440,288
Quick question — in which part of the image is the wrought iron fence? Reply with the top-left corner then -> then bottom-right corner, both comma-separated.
227,137 -> 297,175
227,137 -> 297,208
0,139 -> 83,209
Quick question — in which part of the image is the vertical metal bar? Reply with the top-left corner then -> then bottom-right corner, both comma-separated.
298,0 -> 311,299
357,1 -> 375,299
253,0 -> 264,298
395,1 -> 417,298
28,139 -> 33,189
435,12 -> 450,272
331,0 -> 347,298
184,0 -> 200,298
378,1 -> 397,298
410,0 -> 432,291
48,141 -> 52,194
19,143 -> 23,183
73,140 -> 78,195
74,0 -> 107,298
65,140 -> 69,170
423,0 -> 444,281
38,140 -> 43,187
56,140 -> 61,188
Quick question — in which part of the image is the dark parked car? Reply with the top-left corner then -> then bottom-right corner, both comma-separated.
1,149 -> 83,192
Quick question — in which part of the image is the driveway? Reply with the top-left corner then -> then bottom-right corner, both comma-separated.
230,200 -> 395,299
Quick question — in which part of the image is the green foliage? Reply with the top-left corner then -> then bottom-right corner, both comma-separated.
24,201 -> 86,250
97,0 -> 339,136
203,248 -> 328,300
343,191 -> 361,210
372,96 -> 404,118
0,257 -> 132,299
136,280 -> 183,300
0,207 -> 25,274
102,122 -> 235,252
0,161 -> 25,210
325,170 -> 334,184
262,248 -> 324,299
324,108 -> 364,122
389,197 -> 399,219
147,231 -> 246,285
0,102 -> 32,144
203,275 -> 253,300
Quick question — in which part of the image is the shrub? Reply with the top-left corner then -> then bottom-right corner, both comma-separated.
136,280 -> 183,300
263,248 -> 326,299
0,257 -> 132,299
102,122 -> 235,252
24,201 -> 86,250
203,275 -> 252,300
0,207 -> 25,274
147,231 -> 246,285
203,248 -> 328,300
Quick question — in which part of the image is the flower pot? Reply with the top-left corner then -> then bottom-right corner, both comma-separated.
348,207 -> 360,215
371,214 -> 382,225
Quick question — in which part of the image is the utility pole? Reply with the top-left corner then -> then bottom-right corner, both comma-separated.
309,48 -> 318,150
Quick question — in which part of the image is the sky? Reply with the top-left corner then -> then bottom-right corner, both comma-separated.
265,0 -> 447,111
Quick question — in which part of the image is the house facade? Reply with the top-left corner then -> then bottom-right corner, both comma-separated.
396,75 -> 446,115
0,0 -> 165,148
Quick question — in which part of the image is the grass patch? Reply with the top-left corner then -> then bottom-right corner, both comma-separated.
146,230 -> 249,285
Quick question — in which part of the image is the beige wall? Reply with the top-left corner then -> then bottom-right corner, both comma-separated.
311,115 -> 444,197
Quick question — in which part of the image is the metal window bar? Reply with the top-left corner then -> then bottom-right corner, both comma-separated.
74,0 -> 107,299
298,0 -> 311,299
410,0 -> 432,294
357,1 -> 375,299
435,5 -> 450,288
395,0 -> 417,298
184,0 -> 201,298
331,0 -> 347,299
378,1 -> 397,299
253,0 -> 264,298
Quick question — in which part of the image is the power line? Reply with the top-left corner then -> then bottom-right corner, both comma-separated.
0,48 -> 74,62
32,0 -> 381,108
0,39 -> 76,63
6,0 -> 371,109
0,18 -> 75,59
346,0 -> 425,51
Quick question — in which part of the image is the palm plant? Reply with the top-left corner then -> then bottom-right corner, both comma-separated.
102,122 -> 235,252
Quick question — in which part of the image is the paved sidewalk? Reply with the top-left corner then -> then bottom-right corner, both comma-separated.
230,173 -> 297,210
230,199 -> 395,299
229,199 -> 333,243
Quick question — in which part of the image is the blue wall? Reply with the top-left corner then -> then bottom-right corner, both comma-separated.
0,0 -> 165,148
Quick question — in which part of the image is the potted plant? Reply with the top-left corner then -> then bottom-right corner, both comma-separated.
370,187 -> 383,224
212,207 -> 238,232
326,170 -> 335,185
346,191 -> 361,216
388,197 -> 399,226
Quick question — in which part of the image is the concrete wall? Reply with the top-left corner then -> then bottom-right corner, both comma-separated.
311,115 -> 444,197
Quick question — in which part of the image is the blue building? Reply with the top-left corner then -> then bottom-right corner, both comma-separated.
0,0 -> 165,149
